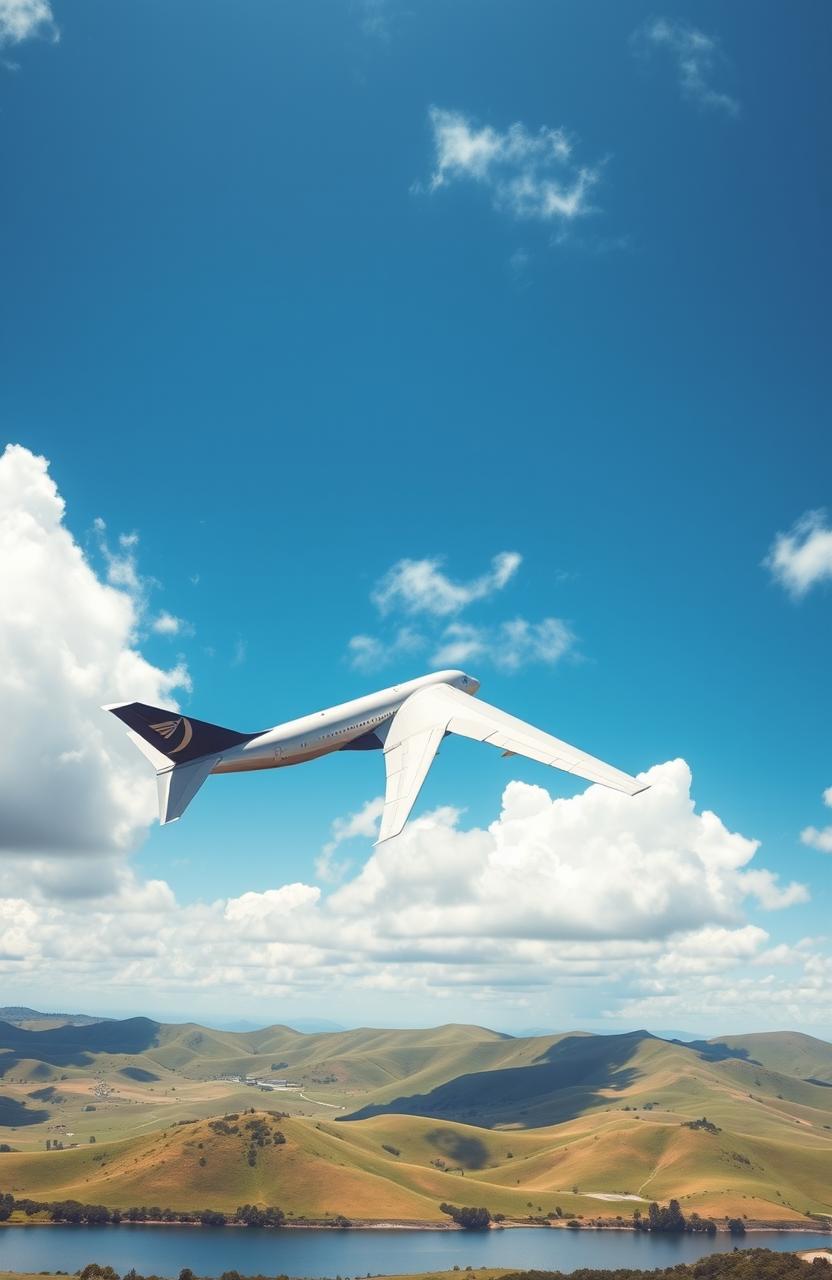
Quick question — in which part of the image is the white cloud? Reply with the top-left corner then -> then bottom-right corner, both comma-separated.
1,449 -> 818,1026
93,518 -> 145,596
423,108 -> 599,223
636,18 -> 739,116
431,616 -> 575,672
801,785 -> 832,854
801,825 -> 832,855
315,796 -> 384,882
429,622 -> 485,666
765,510 -> 832,598
350,552 -> 570,674
0,0 -> 56,48
329,760 -> 799,944
498,616 -> 575,671
0,444 -> 190,875
650,924 -> 769,976
0,758 -> 817,1024
224,883 -> 321,934
348,625 -> 424,673
373,552 -> 521,617
738,868 -> 808,909
152,610 -> 184,636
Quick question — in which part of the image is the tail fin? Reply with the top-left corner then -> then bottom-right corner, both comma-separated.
103,702 -> 259,825
103,702 -> 255,766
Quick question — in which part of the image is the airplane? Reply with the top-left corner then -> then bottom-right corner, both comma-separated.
104,669 -> 648,844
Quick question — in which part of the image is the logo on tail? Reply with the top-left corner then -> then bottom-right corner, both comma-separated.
151,717 -> 194,754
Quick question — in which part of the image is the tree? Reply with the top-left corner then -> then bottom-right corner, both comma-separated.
84,1205 -> 112,1225
199,1209 -> 227,1227
647,1200 -> 687,1233
439,1202 -> 491,1230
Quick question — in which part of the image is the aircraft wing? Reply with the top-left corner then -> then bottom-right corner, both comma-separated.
378,682 -> 647,844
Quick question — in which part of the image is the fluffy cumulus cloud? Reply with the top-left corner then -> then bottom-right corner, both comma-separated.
0,0 -> 56,47
607,931 -> 832,1031
635,18 -> 739,116
423,107 -> 599,223
348,552 -> 575,674
1,753 -> 822,1028
0,447 -> 823,1028
765,510 -> 832,598
328,761 -> 804,944
0,444 -> 189,889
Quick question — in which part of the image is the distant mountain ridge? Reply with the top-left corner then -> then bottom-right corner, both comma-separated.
0,1006 -> 109,1029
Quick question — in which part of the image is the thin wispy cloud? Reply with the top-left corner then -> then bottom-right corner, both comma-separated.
420,107 -> 600,224
0,0 -> 57,50
355,0 -> 394,41
373,552 -> 521,617
315,795 -> 384,883
635,18 -> 739,116
348,625 -> 423,673
93,519 -> 192,643
765,510 -> 832,598
348,552 -> 576,674
432,617 -> 576,673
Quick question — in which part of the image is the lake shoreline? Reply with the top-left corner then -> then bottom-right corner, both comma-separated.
4,1221 -> 832,1279
1,1218 -> 828,1235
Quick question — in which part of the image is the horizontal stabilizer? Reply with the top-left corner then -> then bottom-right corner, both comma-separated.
156,757 -> 217,825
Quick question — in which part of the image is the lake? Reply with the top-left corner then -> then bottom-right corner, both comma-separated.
0,1225 -> 830,1276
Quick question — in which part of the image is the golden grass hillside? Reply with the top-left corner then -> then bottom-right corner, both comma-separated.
1,1020 -> 831,1225
1,1102 -> 830,1225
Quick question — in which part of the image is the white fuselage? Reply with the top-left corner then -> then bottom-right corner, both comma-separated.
212,669 -> 479,775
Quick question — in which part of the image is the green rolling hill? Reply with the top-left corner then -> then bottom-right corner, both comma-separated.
1,1018 -> 830,1225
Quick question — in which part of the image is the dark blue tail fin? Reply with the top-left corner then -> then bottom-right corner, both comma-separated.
104,702 -> 257,765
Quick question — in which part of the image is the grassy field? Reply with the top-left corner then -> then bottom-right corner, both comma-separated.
1,1020 -> 831,1225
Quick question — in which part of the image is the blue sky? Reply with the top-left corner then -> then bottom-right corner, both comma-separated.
1,0 -> 830,1035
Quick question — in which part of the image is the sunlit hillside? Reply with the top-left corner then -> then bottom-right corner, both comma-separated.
1,1019 -> 830,1225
